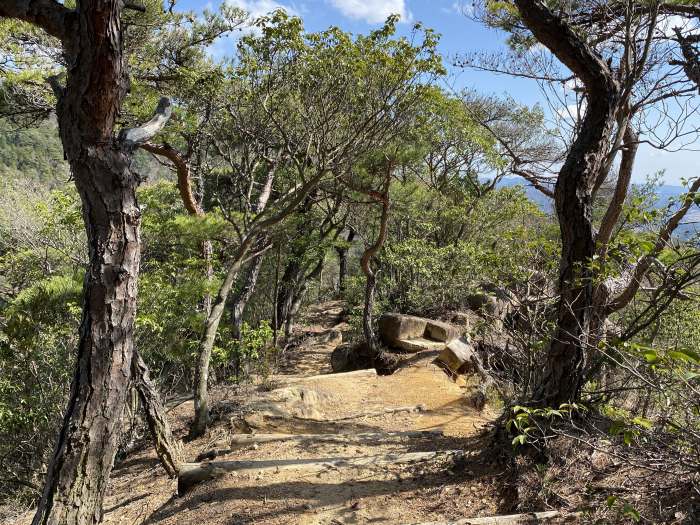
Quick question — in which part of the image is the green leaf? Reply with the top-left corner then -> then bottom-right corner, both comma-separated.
622,503 -> 640,522
512,434 -> 527,447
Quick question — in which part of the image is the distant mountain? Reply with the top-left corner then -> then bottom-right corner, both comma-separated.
496,176 -> 699,240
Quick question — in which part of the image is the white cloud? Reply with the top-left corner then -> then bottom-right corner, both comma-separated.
447,1 -> 473,17
329,0 -> 408,24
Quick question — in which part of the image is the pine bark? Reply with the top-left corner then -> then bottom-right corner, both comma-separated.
514,0 -> 620,406
132,350 -> 181,478
0,1 -> 175,521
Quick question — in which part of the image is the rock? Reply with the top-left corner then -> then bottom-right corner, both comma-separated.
465,292 -> 499,315
393,337 -> 445,353
450,311 -> 472,329
378,313 -> 427,345
424,319 -> 460,342
330,342 -> 373,372
330,343 -> 353,372
318,328 -> 342,346
436,337 -> 476,375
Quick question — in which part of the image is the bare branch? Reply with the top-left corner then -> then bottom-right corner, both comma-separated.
119,97 -> 172,149
140,141 -> 204,217
596,126 -> 638,254
607,177 -> 700,313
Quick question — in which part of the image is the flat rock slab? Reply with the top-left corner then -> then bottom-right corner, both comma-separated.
178,450 -> 464,495
416,510 -> 581,524
394,338 -> 446,353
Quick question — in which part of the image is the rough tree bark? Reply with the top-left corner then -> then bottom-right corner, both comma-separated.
0,2 -> 172,523
336,228 -> 355,295
359,172 -> 397,375
514,0 -> 620,406
132,350 -> 181,477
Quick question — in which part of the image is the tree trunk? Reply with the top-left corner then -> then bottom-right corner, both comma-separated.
190,246 -> 250,438
276,256 -> 303,332
132,350 -> 181,478
514,0 -> 620,406
17,0 -> 168,522
359,174 -> 395,374
32,152 -> 141,525
336,228 -> 355,295
230,239 -> 267,340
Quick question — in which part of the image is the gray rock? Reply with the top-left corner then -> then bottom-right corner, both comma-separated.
425,319 -> 460,342
437,337 -> 475,375
330,342 -> 373,372
330,343 -> 353,373
378,313 -> 427,345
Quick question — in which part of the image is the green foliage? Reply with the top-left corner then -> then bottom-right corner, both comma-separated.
0,273 -> 81,498
0,120 -> 68,184
215,320 -> 273,368
507,403 -> 586,447
376,183 -> 553,316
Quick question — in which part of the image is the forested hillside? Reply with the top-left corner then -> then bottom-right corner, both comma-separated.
1,1 -> 699,524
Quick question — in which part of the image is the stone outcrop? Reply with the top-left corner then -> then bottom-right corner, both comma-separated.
377,314 -> 428,345
424,319 -> 460,342
377,313 -> 460,353
436,337 -> 476,376
393,338 -> 445,353
331,342 -> 372,373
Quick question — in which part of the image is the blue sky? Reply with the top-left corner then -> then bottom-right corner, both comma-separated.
183,0 -> 699,185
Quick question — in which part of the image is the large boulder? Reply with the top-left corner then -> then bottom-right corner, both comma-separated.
436,337 -> 476,375
425,319 -> 460,342
378,313 -> 427,346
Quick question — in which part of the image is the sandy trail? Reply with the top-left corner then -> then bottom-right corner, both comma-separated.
13,302 -> 509,525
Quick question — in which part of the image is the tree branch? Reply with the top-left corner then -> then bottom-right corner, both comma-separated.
0,0 -> 74,41
606,177 -> 700,313
141,141 -> 204,217
596,126 -> 638,254
119,97 -> 173,149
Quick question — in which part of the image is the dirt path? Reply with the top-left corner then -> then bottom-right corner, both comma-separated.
13,302 -> 514,525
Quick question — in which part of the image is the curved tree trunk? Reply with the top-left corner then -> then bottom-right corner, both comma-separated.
191,251 -> 248,438
132,350 -> 181,478
514,0 -> 620,406
359,173 -> 395,374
